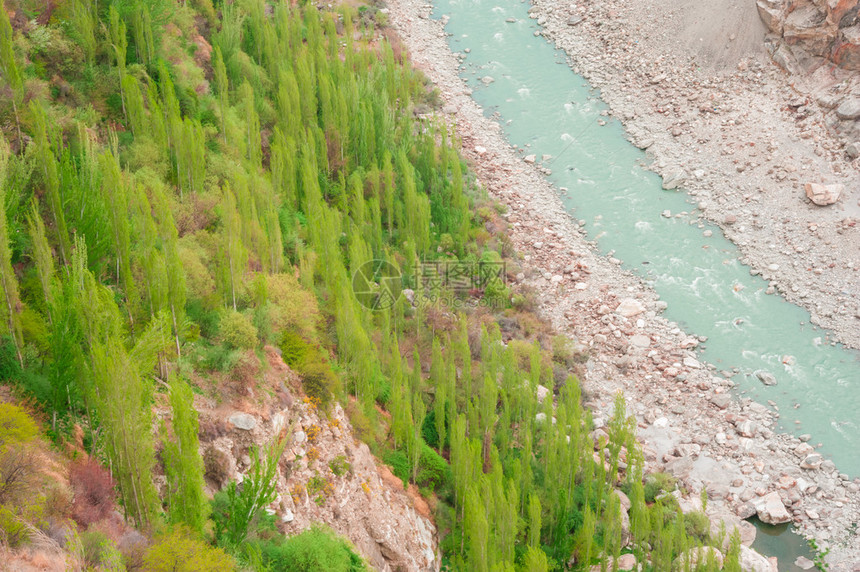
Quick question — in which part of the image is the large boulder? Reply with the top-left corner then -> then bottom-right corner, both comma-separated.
740,545 -> 775,572
834,26 -> 860,69
783,5 -> 835,56
615,298 -> 646,317
756,0 -> 787,34
754,491 -> 791,524
673,547 -> 724,571
804,182 -> 843,206
228,411 -> 257,431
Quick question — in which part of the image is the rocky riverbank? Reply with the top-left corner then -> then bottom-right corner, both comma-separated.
384,0 -> 860,568
529,0 -> 860,352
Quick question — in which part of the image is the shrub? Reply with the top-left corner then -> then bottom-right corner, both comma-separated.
684,511 -> 711,542
279,331 -> 313,369
382,450 -> 410,489
69,458 -> 116,526
142,527 -> 236,572
219,310 -> 258,349
265,273 -> 319,342
81,529 -> 120,569
644,472 -> 677,504
256,524 -> 367,572
299,361 -> 339,407
417,443 -> 451,491
0,403 -> 39,450
328,455 -> 351,477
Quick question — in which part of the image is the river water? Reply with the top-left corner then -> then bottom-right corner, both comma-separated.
431,0 -> 859,566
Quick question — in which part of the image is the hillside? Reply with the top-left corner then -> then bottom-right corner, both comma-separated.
0,0 -> 783,570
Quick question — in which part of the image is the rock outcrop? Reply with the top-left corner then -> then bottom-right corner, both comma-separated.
192,348 -> 439,572
757,0 -> 860,69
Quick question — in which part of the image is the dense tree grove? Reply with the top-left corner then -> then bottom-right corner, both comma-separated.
0,0 -> 739,569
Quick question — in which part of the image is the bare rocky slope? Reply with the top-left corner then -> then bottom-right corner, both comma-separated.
179,347 -> 438,572
385,0 -> 860,569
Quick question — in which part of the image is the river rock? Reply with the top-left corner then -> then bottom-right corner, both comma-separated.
480,76 -> 495,85
800,453 -> 824,470
662,167 -> 687,190
615,298 -> 645,317
673,547 -> 724,570
804,182 -> 843,206
755,370 -> 778,386
710,394 -> 732,410
229,412 -> 257,431
630,334 -> 651,348
836,97 -> 860,120
740,545 -> 773,572
795,556 -> 815,570
683,356 -> 701,369
754,491 -> 791,524
524,154 -> 536,164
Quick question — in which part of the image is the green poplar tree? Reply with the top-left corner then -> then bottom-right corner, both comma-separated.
213,46 -> 229,142
219,185 -> 247,311
0,137 -> 23,366
29,102 -> 71,267
27,200 -> 55,322
163,377 -> 209,532
0,6 -> 22,142
527,493 -> 541,548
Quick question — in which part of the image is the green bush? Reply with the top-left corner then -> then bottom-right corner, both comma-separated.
0,403 -> 39,450
421,410 -> 439,449
142,527 -> 236,572
382,449 -> 410,489
299,361 -> 339,407
417,442 -> 450,491
329,455 -> 351,477
80,529 -> 120,569
684,511 -> 711,542
220,310 -> 258,349
644,472 -> 677,504
280,331 -> 313,368
256,524 -> 367,572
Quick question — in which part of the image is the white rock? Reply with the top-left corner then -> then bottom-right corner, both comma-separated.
683,356 -> 701,369
739,545 -> 773,572
536,385 -> 550,404
229,412 -> 257,431
673,547 -> 723,570
804,182 -> 843,206
754,492 -> 791,524
800,453 -> 823,470
615,298 -> 645,317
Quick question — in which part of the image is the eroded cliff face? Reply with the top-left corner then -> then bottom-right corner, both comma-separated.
189,347 -> 439,572
757,0 -> 860,68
